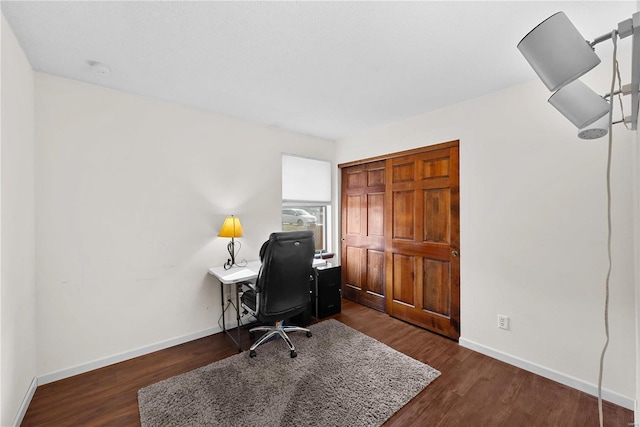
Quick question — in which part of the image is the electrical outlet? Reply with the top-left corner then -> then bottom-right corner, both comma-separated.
498,315 -> 510,330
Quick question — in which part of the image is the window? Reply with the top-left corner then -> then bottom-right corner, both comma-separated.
281,154 -> 332,253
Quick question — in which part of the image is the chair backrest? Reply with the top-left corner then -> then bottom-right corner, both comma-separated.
256,230 -> 315,321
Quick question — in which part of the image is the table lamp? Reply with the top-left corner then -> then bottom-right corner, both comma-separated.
218,215 -> 244,269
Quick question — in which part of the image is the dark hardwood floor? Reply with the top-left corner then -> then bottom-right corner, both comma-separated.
22,299 -> 633,426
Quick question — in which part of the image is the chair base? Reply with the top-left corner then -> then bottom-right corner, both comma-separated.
248,321 -> 312,358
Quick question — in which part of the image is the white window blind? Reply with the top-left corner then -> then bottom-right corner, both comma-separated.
282,154 -> 331,203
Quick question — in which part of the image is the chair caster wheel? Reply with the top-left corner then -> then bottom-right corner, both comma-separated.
290,350 -> 297,358
249,350 -> 256,358
306,331 -> 313,338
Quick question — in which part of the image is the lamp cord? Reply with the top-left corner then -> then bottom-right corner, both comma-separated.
614,57 -> 630,130
217,297 -> 247,330
597,28 -> 617,427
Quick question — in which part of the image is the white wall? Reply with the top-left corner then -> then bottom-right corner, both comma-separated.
336,73 -> 636,403
34,73 -> 335,378
1,14 -> 37,427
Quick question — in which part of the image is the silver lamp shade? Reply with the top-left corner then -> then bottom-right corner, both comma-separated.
548,80 -> 610,129
518,12 -> 601,91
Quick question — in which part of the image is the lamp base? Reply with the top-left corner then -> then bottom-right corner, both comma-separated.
223,239 -> 247,270
223,259 -> 248,270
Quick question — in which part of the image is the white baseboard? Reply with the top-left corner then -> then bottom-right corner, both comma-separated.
12,376 -> 38,427
38,324 -> 227,385
459,337 -> 635,411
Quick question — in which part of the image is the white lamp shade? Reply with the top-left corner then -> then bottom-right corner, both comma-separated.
577,115 -> 609,140
548,79 -> 609,129
518,12 -> 600,91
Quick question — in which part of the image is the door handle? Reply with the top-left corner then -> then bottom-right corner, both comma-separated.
451,250 -> 459,257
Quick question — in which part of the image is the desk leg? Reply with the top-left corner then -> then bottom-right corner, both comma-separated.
220,282 -> 226,333
235,283 -> 242,353
220,282 -> 243,352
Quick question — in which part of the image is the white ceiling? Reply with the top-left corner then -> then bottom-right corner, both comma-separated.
2,1 -> 637,140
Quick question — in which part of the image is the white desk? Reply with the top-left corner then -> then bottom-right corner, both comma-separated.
208,260 -> 262,284
208,258 -> 325,282
208,261 -> 261,351
208,258 -> 327,351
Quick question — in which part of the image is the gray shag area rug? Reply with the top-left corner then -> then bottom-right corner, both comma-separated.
138,319 -> 440,427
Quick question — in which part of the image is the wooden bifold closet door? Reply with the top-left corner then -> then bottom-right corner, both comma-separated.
339,141 -> 460,340
340,160 -> 386,312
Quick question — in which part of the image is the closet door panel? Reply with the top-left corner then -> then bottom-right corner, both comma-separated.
385,143 -> 460,340
340,161 -> 386,311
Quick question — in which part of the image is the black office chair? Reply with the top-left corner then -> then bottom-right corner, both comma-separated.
240,230 -> 315,358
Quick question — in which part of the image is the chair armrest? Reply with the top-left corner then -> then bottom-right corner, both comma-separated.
239,280 -> 257,292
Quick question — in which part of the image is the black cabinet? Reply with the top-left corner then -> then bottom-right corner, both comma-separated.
290,264 -> 341,325
313,264 -> 341,318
